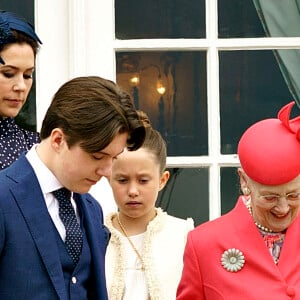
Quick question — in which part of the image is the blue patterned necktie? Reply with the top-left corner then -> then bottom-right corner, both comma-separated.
52,188 -> 82,265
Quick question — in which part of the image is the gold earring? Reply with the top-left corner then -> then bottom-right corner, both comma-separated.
243,187 -> 250,196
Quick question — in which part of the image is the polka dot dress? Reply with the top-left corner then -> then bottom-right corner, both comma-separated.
53,188 -> 83,265
0,117 -> 40,170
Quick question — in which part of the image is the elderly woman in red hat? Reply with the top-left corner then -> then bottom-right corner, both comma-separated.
176,101 -> 300,300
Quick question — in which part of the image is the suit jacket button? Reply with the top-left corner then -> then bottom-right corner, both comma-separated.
71,276 -> 77,284
286,286 -> 295,297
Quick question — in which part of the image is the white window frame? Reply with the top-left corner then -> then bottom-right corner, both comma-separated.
35,0 -> 300,219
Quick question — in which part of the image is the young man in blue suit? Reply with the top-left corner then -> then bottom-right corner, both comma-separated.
0,76 -> 145,299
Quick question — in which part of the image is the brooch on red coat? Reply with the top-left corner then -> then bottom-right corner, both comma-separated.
221,248 -> 245,272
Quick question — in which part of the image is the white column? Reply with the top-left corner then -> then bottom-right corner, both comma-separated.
35,0 -> 70,129
35,0 -> 117,215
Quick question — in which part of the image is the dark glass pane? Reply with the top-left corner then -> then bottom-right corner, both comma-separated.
218,0 -> 265,38
116,51 -> 208,156
1,0 -> 37,131
220,50 -> 292,154
115,0 -> 205,39
221,167 -> 240,215
15,78 -> 37,131
156,168 -> 209,226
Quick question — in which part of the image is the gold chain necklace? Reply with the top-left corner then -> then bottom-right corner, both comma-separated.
246,200 -> 274,233
116,214 -> 146,271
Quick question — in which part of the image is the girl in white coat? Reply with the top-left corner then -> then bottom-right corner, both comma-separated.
105,111 -> 194,300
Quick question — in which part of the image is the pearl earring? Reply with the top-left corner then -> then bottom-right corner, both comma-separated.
243,187 -> 250,196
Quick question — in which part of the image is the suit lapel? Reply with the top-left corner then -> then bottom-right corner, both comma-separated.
277,213 -> 300,277
7,156 -> 67,299
74,193 -> 109,298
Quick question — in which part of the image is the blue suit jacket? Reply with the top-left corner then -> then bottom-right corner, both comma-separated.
0,155 -> 109,299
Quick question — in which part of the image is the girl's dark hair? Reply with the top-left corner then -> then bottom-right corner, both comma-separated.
137,110 -> 167,173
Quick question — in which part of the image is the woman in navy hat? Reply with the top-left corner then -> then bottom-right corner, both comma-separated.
0,10 -> 42,169
177,101 -> 300,299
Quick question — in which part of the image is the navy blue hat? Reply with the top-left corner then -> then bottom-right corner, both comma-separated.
0,11 -> 42,64
0,10 -> 42,45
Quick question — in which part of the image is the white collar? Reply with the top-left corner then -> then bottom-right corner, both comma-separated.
26,144 -> 63,195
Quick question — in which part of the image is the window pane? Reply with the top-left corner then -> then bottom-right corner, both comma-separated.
2,0 -> 37,131
157,168 -> 209,226
221,167 -> 240,215
220,50 -> 293,154
15,79 -> 37,132
116,51 -> 208,156
218,0 -> 265,38
115,0 -> 205,39
252,0 -> 300,38
219,0 -> 300,38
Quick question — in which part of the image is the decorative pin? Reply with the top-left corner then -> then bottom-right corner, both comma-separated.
221,248 -> 245,272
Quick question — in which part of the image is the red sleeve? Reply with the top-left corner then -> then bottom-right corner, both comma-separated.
176,231 -> 205,300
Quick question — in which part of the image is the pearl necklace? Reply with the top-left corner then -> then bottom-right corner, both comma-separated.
246,200 -> 274,233
116,214 -> 146,271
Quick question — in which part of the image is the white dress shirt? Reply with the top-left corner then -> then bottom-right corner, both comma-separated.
26,145 -> 80,241
123,232 -> 148,300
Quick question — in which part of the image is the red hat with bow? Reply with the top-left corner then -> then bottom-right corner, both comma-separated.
238,101 -> 300,185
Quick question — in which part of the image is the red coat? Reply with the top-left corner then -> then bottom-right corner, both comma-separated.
176,197 -> 300,299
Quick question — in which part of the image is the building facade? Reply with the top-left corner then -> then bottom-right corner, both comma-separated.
5,0 -> 300,224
